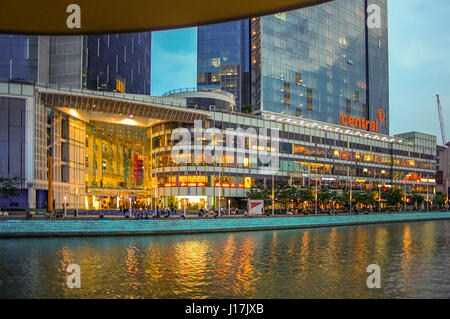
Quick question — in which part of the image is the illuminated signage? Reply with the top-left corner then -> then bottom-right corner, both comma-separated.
116,78 -> 125,93
338,109 -> 385,133
215,183 -> 237,188
244,177 -> 252,188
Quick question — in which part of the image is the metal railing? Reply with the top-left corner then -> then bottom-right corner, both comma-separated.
0,78 -> 191,109
163,87 -> 235,99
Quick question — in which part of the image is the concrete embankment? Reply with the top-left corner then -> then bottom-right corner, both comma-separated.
0,212 -> 449,238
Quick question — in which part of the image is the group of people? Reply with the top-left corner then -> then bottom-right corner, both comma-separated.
115,207 -> 187,220
198,207 -> 241,218
44,211 -> 65,219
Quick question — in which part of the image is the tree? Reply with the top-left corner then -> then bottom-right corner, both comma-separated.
277,186 -> 298,213
335,189 -> 350,209
408,193 -> 424,209
241,104 -> 253,114
353,190 -> 377,208
295,187 -> 314,210
247,185 -> 272,206
434,192 -> 446,209
0,177 -> 20,198
381,187 -> 404,209
317,188 -> 333,208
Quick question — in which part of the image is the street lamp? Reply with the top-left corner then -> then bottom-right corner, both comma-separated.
64,196 -> 67,217
315,178 -> 318,215
272,174 -> 275,216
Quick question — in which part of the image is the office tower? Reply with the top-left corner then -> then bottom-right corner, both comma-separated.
1,33 -> 151,95
0,35 -> 40,82
197,20 -> 250,111
198,0 -> 389,134
50,33 -> 151,95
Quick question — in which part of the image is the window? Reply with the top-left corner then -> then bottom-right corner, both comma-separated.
354,90 -> 359,102
296,72 -> 303,86
307,88 -> 313,110
283,82 -> 290,105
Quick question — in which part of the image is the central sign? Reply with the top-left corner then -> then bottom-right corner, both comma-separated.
338,109 -> 385,133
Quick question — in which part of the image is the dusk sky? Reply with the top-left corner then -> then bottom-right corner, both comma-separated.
151,0 -> 450,145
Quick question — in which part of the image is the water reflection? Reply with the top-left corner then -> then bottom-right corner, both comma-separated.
0,221 -> 449,299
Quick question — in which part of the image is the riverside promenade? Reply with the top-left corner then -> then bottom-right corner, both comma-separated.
0,212 -> 449,238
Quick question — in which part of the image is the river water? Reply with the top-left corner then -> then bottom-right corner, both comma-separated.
0,220 -> 449,298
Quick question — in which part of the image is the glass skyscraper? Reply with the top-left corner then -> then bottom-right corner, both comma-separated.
1,33 -> 151,95
0,35 -> 39,82
83,33 -> 151,95
197,20 -> 250,111
198,0 -> 389,135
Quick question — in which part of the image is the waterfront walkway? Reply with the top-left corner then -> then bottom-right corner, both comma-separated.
0,212 -> 449,238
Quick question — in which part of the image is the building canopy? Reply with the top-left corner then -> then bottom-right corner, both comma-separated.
0,0 -> 332,34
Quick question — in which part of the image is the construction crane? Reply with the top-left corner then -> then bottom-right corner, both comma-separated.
436,95 -> 447,146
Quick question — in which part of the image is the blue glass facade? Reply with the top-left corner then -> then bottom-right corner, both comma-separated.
0,35 -> 38,82
0,33 -> 151,95
198,0 -> 389,135
83,33 -> 151,95
197,20 -> 250,111
252,0 -> 389,135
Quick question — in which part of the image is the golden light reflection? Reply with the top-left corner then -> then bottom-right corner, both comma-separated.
402,224 -> 412,266
351,227 -> 369,277
233,237 -> 256,296
420,222 -> 436,256
374,227 -> 389,264
174,240 -> 209,284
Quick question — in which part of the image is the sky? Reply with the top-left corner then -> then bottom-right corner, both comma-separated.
151,0 -> 450,145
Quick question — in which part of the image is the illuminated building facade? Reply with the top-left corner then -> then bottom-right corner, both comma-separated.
197,20 -> 250,111
198,0 -> 389,134
0,82 -> 436,211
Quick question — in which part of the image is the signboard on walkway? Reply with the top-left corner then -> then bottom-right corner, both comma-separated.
249,200 -> 264,215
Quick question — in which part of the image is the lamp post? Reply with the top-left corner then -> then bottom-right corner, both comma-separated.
228,199 -> 231,215
404,180 -> 407,212
272,174 -> 275,216
379,171 -> 384,213
64,196 -> 67,217
426,176 -> 429,212
446,177 -> 449,211
315,178 -> 318,215
218,160 -> 221,215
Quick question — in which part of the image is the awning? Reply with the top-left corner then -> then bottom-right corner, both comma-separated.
0,0 -> 332,35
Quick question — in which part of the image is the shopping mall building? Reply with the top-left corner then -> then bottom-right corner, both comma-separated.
0,81 -> 437,211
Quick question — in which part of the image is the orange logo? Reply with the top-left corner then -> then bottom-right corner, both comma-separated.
338,109 -> 385,133
377,109 -> 385,122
